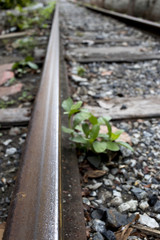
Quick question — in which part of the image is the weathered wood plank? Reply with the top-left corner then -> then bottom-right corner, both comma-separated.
0,108 -> 31,126
66,36 -> 140,44
67,46 -> 160,62
85,96 -> 160,120
0,32 -> 28,40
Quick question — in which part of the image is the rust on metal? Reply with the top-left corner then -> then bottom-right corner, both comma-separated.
3,4 -> 61,240
80,3 -> 160,35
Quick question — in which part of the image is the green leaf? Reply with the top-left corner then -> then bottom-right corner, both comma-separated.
69,101 -> 82,116
81,108 -> 90,113
73,111 -> 91,127
106,141 -> 120,151
111,130 -> 124,141
75,125 -> 83,132
27,61 -> 38,70
77,66 -> 85,77
93,141 -> 107,153
62,97 -> 73,112
98,133 -> 109,141
62,126 -> 74,134
103,117 -> 112,138
12,62 -> 19,70
82,123 -> 90,137
89,124 -> 100,141
25,56 -> 34,62
89,114 -> 98,125
71,135 -> 88,144
98,116 -> 111,124
117,141 -> 134,151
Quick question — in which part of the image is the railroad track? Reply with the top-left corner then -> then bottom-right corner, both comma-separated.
1,0 -> 160,239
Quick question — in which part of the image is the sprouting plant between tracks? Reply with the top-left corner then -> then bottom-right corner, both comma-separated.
12,56 -> 38,77
62,97 -> 133,154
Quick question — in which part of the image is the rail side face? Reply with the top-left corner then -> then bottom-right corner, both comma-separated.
3,5 -> 60,240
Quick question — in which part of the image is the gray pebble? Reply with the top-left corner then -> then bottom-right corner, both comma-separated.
153,201 -> 160,213
138,213 -> 159,228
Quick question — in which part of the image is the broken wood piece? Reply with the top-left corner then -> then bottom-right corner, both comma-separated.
0,31 -> 28,40
0,108 -> 31,126
67,46 -> 160,62
85,96 -> 160,120
131,224 -> 160,238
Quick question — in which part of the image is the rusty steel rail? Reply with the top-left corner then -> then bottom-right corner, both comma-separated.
3,4 -> 61,240
79,2 -> 160,35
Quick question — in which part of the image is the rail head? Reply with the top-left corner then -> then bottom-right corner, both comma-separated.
3,4 -> 61,240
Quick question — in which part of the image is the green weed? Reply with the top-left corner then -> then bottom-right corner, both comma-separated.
62,98 -> 133,154
12,56 -> 38,77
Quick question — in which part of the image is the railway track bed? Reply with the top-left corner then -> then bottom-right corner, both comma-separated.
60,1 -> 160,239
0,0 -> 160,239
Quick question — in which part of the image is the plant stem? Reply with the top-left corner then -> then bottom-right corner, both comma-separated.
68,116 -> 72,129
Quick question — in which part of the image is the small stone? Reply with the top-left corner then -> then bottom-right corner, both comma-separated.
131,187 -> 147,200
121,148 -> 133,157
148,194 -> 158,206
153,201 -> 160,213
118,200 -> 138,213
103,179 -> 113,187
130,159 -> 137,167
95,199 -> 103,204
116,186 -> 122,192
88,90 -> 96,96
103,230 -> 116,240
87,156 -> 101,168
144,174 -> 152,181
102,165 -> 109,172
113,190 -> 122,198
87,182 -> 102,190
131,137 -> 139,145
108,174 -> 114,180
111,197 -> 123,207
111,168 -> 118,175
92,219 -> 106,233
5,147 -> 17,156
156,214 -> 160,221
91,209 -> 106,220
83,197 -> 90,206
93,232 -> 104,240
90,191 -> 97,197
118,203 -> 129,213
138,213 -> 159,229
139,201 -> 149,211
3,139 -> 12,146
71,75 -> 87,83
122,184 -> 131,191
120,104 -> 127,110
9,127 -> 21,136
98,190 -> 112,202
91,201 -> 99,207
106,208 -> 135,228
19,138 -> 25,145
151,184 -> 159,190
